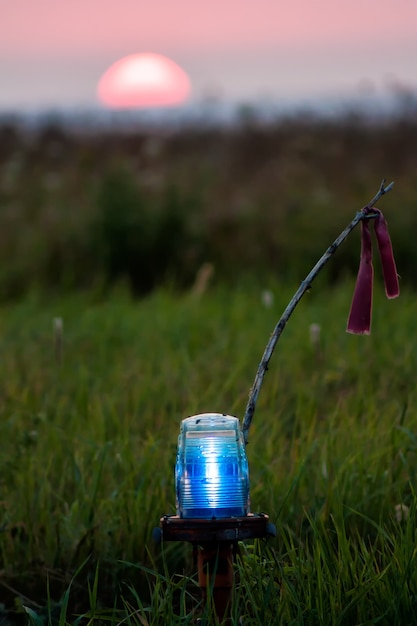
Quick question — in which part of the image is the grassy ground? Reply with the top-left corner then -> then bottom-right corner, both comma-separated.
1,277 -> 416,624
1,109 -> 417,623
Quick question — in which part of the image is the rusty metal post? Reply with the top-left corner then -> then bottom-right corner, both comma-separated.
156,514 -> 276,623
197,542 -> 234,623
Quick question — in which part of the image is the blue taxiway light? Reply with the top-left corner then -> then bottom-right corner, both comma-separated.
175,413 -> 250,519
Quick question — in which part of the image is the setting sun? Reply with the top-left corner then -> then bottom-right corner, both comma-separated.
97,53 -> 191,109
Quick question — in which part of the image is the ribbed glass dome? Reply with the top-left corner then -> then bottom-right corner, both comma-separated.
175,413 -> 250,519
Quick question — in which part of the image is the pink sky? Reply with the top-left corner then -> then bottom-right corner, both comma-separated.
1,0 -> 417,109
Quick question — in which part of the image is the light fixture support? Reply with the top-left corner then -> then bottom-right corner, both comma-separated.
157,514 -> 276,622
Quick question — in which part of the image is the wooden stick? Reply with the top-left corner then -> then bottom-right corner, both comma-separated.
242,179 -> 394,445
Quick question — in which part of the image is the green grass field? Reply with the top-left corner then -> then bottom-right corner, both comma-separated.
1,111 -> 417,623
1,276 -> 416,624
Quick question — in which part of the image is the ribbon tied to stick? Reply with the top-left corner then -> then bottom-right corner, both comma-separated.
347,208 -> 400,335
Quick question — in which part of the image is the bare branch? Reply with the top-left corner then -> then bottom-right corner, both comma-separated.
242,180 -> 395,446
365,179 -> 394,210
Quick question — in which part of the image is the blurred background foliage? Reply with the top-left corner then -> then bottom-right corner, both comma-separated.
0,109 -> 416,300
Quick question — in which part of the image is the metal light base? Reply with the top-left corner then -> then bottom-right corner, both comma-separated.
158,512 -> 275,543
155,513 -> 276,623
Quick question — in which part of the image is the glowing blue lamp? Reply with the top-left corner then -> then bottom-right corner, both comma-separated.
175,413 -> 250,519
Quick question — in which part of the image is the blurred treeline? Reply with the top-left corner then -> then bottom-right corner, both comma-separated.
0,111 -> 416,300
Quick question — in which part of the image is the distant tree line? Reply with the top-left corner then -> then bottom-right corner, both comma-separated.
0,111 -> 416,299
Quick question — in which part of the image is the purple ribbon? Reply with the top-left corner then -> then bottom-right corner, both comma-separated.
347,209 -> 400,335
